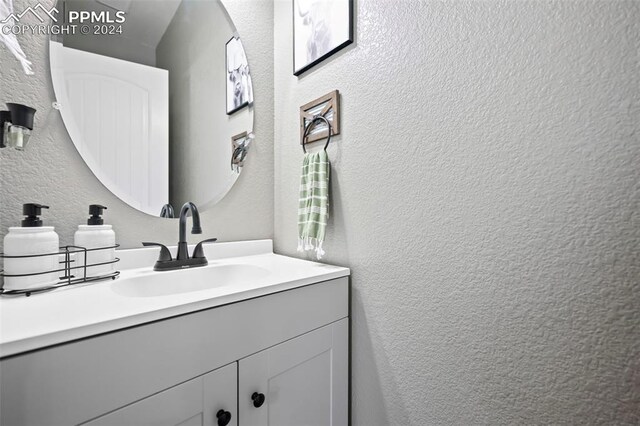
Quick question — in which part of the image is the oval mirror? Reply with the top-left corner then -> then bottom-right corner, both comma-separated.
49,0 -> 254,217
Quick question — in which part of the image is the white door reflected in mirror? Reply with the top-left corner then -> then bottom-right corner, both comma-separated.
49,0 -> 254,217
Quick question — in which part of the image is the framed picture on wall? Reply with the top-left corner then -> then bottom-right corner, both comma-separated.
293,0 -> 354,76
226,36 -> 253,115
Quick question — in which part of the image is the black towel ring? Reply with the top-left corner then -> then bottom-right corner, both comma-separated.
302,115 -> 332,153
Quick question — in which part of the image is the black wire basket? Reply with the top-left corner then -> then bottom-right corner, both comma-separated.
0,244 -> 120,297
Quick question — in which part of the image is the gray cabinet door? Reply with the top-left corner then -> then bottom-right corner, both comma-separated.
238,319 -> 348,426
83,362 -> 237,426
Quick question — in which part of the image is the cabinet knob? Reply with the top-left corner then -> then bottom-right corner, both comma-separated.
251,392 -> 266,408
216,409 -> 232,426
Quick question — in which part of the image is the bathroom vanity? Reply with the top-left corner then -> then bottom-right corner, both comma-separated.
0,240 -> 350,426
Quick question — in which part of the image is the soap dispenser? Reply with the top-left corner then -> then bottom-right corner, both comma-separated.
74,205 -> 116,277
3,203 -> 60,290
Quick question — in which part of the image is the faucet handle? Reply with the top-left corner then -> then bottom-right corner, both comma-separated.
142,242 -> 173,262
192,238 -> 218,259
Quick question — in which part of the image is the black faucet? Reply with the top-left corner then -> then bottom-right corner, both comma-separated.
159,203 -> 174,218
177,202 -> 202,260
142,202 -> 217,271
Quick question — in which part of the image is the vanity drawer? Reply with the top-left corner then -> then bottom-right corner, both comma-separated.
0,277 -> 348,426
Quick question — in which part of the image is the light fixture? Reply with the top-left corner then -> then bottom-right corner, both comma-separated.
1,103 -> 37,150
0,111 -> 10,149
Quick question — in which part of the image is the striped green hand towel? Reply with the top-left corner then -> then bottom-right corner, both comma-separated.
297,150 -> 330,259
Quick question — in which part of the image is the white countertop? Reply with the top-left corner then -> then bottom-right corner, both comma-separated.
0,240 -> 349,358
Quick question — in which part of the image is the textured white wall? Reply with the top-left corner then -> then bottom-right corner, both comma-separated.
0,0 -> 273,250
274,0 -> 640,424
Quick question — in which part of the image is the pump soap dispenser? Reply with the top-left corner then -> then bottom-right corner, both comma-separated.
3,203 -> 60,290
74,205 -> 116,277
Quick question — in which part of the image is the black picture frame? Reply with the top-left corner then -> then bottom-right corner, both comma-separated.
292,0 -> 354,76
226,36 -> 250,115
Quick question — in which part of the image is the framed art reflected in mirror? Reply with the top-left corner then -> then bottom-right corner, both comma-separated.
226,36 -> 253,115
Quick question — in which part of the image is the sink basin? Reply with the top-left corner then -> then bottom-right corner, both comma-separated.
112,264 -> 269,297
